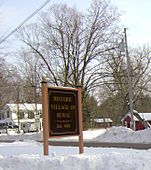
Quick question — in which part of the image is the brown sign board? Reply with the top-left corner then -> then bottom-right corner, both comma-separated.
48,88 -> 79,136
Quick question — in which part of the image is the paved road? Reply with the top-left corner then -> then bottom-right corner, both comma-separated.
48,140 -> 151,150
1,140 -> 151,149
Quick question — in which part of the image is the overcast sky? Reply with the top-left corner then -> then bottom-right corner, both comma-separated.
112,0 -> 151,47
1,0 -> 151,48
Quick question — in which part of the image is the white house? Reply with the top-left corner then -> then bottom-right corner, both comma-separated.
0,103 -> 43,132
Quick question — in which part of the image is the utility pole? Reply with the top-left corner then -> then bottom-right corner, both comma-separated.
17,85 -> 20,133
34,62 -> 40,131
124,28 -> 135,130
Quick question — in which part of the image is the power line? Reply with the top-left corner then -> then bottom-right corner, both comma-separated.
0,0 -> 51,45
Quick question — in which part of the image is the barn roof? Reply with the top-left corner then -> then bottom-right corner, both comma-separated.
136,113 -> 151,121
122,111 -> 151,121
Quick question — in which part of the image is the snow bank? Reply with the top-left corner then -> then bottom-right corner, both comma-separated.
0,132 -> 43,141
94,126 -> 151,143
0,149 -> 151,170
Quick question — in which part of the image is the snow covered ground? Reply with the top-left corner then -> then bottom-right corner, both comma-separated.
0,126 -> 151,170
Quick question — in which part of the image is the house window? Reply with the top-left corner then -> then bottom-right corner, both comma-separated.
28,111 -> 34,119
18,111 -> 25,119
2,114 -> 4,119
7,111 -> 10,118
39,111 -> 42,118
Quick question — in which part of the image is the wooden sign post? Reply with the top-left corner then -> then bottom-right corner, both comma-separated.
41,82 -> 84,155
77,85 -> 84,154
41,81 -> 49,155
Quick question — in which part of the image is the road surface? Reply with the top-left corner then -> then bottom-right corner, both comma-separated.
48,140 -> 151,149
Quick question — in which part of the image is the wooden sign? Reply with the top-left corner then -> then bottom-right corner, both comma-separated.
41,82 -> 84,155
48,89 -> 79,136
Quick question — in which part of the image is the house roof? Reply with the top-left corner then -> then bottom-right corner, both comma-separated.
0,118 -> 13,123
1,103 -> 42,112
94,118 -> 113,123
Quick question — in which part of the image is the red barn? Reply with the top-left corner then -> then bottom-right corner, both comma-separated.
122,112 -> 151,131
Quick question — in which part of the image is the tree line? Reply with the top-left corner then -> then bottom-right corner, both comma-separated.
1,0 -> 151,128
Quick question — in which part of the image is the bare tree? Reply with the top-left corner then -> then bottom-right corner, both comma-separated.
130,46 -> 151,104
98,45 -> 151,123
0,57 -> 18,109
17,0 -> 121,98
16,50 -> 42,103
15,0 -> 123,127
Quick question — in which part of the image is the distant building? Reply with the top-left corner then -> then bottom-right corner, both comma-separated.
0,103 -> 42,132
93,118 -> 113,128
122,112 -> 151,131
